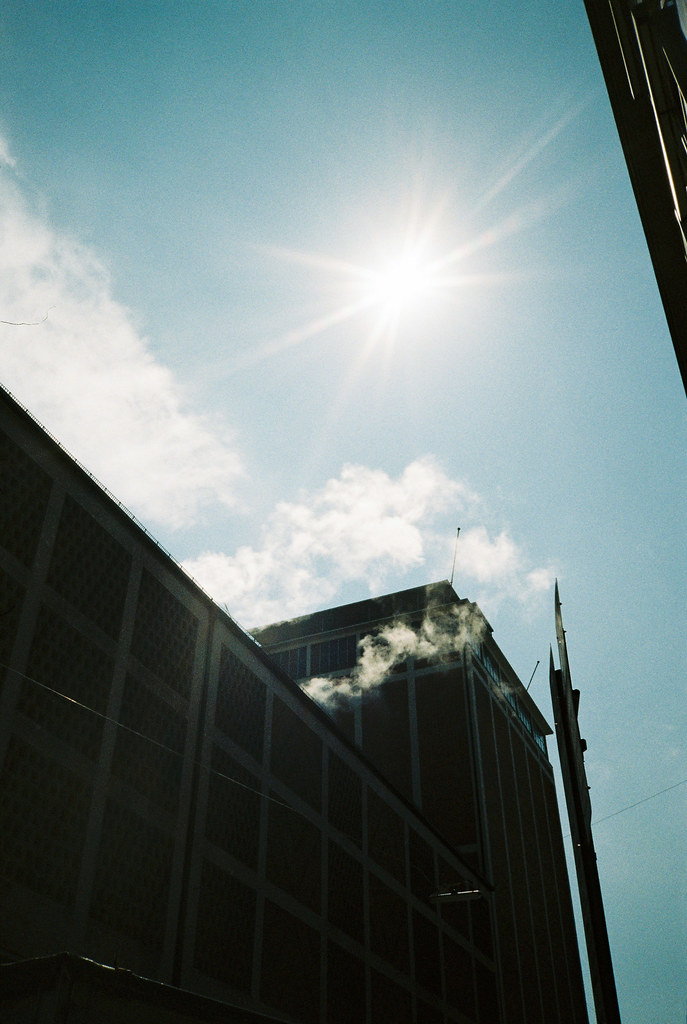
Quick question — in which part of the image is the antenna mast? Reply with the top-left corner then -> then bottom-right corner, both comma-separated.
449,527 -> 460,588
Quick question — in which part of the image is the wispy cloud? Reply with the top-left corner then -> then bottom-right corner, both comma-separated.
0,138 -> 242,529
184,459 -> 553,627
0,133 -> 15,169
455,524 -> 555,610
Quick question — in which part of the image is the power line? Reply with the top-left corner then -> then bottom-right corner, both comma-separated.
561,777 -> 687,840
1,660 -> 458,887
4,660 -> 685,836
0,661 -> 303,820
589,778 -> 687,828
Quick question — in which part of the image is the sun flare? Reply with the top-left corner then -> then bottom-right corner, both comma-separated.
363,251 -> 437,318
249,211 -> 499,370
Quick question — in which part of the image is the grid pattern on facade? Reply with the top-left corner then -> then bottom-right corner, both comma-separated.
204,744 -> 261,870
265,797 -> 321,913
215,645 -> 265,763
368,872 -> 410,973
131,569 -> 198,699
260,899 -> 321,1024
0,734 -> 91,905
270,695 -> 322,811
310,634 -> 357,675
0,390 -> 597,1024
326,939 -> 366,1024
21,603 -> 113,761
46,494 -> 132,639
361,678 -> 413,802
0,567 -> 24,666
271,644 -> 307,680
328,749 -> 363,847
328,839 -> 365,945
367,785 -> 407,885
111,675 -> 186,814
89,799 -> 174,950
251,585 -> 590,1024
0,428 -> 52,568
370,969 -> 413,1022
192,858 -> 256,991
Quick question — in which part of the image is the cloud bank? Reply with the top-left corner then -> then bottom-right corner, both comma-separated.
0,142 -> 242,529
184,459 -> 554,626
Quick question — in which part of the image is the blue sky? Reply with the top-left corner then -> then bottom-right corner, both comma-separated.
0,2 -> 685,1020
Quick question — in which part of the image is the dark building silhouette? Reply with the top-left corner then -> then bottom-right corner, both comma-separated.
0,383 -> 587,1023
583,0 -> 687,390
254,585 -> 589,1024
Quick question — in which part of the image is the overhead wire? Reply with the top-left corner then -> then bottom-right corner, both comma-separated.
0,660 -> 462,890
0,660 -> 303,820
3,660 -> 683,837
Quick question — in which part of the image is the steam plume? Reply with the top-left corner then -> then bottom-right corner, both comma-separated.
302,603 -> 487,708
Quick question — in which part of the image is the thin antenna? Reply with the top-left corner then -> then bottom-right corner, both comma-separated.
449,527 -> 460,588
526,660 -> 540,691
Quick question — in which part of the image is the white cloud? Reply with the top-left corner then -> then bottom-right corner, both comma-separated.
456,525 -> 521,583
184,459 -> 553,627
0,133 -> 15,169
455,524 -> 555,611
185,458 -> 465,624
0,161 -> 242,529
0,133 -> 554,621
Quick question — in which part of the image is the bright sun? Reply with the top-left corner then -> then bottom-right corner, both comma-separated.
364,251 -> 436,317
252,220 -> 478,368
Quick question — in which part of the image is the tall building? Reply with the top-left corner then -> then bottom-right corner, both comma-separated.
0,383 -> 588,1023
583,0 -> 687,390
254,586 -> 589,1024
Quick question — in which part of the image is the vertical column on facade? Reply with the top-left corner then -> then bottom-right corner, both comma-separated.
361,782 -> 371,1024
523,749 -> 563,1022
434,846 -> 448,1024
251,686 -> 273,1004
505,718 -> 546,1023
72,553 -> 142,944
406,656 -> 423,809
462,650 -> 490,887
0,479 -> 65,766
320,745 -> 329,1024
403,821 -> 417,1023
464,649 -> 509,1023
167,603 -> 215,985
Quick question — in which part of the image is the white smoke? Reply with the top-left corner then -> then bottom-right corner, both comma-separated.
302,602 -> 487,708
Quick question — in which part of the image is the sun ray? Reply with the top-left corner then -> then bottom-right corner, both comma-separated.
235,184 -> 555,380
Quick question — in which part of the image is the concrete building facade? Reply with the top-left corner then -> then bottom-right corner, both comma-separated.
583,0 -> 687,390
255,586 -> 589,1024
1,384 -> 504,1023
